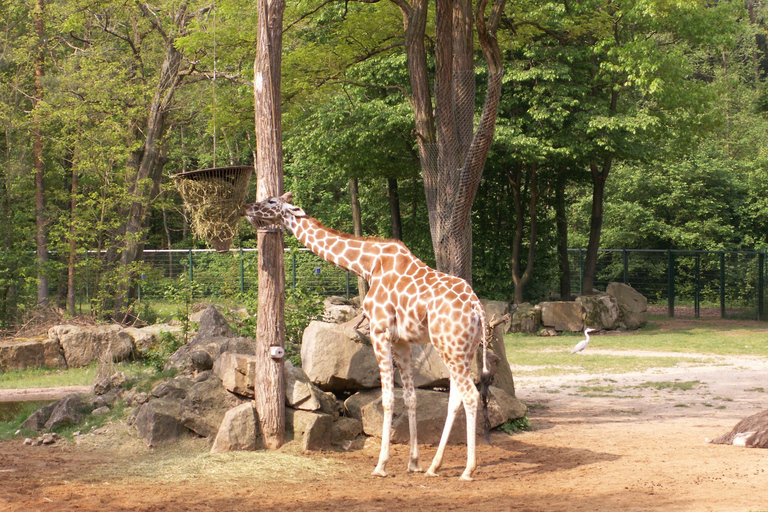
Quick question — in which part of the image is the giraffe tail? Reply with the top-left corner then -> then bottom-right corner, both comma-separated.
480,310 -> 494,446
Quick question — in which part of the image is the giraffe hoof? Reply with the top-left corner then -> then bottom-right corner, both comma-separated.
425,470 -> 439,478
460,473 -> 474,482
407,462 -> 423,473
371,467 -> 388,478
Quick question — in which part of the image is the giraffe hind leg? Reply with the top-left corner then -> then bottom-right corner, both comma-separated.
426,377 -> 463,477
392,341 -> 422,473
371,328 -> 395,478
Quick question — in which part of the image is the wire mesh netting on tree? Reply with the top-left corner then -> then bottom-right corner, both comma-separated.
173,166 -> 253,253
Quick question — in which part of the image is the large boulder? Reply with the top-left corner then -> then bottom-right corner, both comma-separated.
322,296 -> 359,324
396,344 -> 451,389
134,397 -> 187,447
359,386 -> 526,445
539,301 -> 583,332
49,324 -> 134,367
121,323 -> 181,352
180,376 -> 247,438
45,395 -> 90,430
301,320 -> 380,391
0,337 -> 66,370
167,307 -> 257,371
577,293 -> 621,331
286,409 -> 334,451
213,352 -> 258,398
509,303 -> 541,333
481,300 -> 512,333
210,402 -> 262,453
151,375 -> 194,400
21,402 -> 59,431
606,282 -> 648,330
284,360 -> 341,415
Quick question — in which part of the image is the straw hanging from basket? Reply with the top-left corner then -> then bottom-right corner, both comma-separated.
173,165 -> 253,253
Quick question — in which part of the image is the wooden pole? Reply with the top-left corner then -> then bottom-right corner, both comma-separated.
253,0 -> 286,450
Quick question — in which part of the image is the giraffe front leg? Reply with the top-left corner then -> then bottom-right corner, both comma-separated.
426,377 -> 463,477
371,329 -> 395,478
393,342 -> 421,473
457,373 -> 480,481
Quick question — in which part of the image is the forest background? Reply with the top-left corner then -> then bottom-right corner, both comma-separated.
2,0 -> 768,329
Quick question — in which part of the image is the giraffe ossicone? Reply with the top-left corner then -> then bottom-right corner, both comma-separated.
245,192 -> 492,481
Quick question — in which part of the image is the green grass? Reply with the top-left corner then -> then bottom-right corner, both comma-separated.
0,361 -> 155,390
635,380 -> 701,391
504,316 -> 768,377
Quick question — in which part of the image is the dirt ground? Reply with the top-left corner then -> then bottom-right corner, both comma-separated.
2,328 -> 768,512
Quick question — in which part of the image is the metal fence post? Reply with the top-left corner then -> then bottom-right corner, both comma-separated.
720,252 -> 726,318
188,249 -> 194,283
239,248 -> 245,294
579,249 -> 584,295
667,250 -> 675,317
85,250 -> 90,303
758,252 -> 765,322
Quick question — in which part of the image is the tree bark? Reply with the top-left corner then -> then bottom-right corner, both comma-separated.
555,175 -> 571,300
387,178 -> 402,240
508,165 -> 538,304
67,164 -> 78,316
349,178 -> 368,298
33,0 -> 48,306
253,0 -> 286,450
582,158 -> 611,293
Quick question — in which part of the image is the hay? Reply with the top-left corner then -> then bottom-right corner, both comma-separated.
173,166 -> 252,253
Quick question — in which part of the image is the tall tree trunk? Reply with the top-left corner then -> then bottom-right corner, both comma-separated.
582,159 -> 611,293
397,0 -> 506,283
555,175 -> 571,300
33,0 -> 48,306
67,165 -> 78,316
387,178 -> 402,240
508,165 -> 538,304
349,178 -> 369,299
115,2 -> 190,319
253,0 -> 286,450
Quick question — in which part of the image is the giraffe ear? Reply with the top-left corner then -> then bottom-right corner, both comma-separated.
286,204 -> 306,217
280,192 -> 293,203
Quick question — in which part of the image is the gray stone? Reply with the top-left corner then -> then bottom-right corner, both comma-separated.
213,352 -> 258,398
93,371 -> 127,395
396,344 -> 450,389
133,397 -> 186,447
121,324 -> 181,351
509,303 -> 541,333
284,360 -> 342,416
330,417 -> 363,445
190,350 -> 214,371
540,301 -> 583,332
210,402 -> 262,453
151,375 -> 193,399
45,395 -> 89,430
92,406 -> 110,416
0,337 -> 66,370
606,282 -> 648,330
322,296 -> 359,324
21,402 -> 58,431
49,324 -> 135,368
287,409 -> 333,451
180,376 -> 247,437
301,320 -> 380,391
344,389 -> 381,421
577,293 -> 620,331
481,300 -> 512,333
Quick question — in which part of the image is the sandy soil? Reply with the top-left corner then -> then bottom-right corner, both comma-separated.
1,346 -> 767,511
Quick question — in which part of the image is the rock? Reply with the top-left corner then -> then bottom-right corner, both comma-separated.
41,432 -> 60,445
539,327 -> 558,337
509,303 -> 541,333
180,376 -> 247,437
190,350 -> 214,371
330,417 -> 363,445
92,406 -> 110,416
133,397 -> 186,447
287,409 -> 333,451
210,402 -> 262,453
396,344 -> 450,389
577,293 -> 620,331
301,320 -> 380,391
606,282 -> 648,330
49,324 -> 135,368
121,324 -> 181,352
284,360 -> 340,415
93,371 -> 127,395
21,402 -> 58,431
126,391 -> 150,406
360,386 -> 526,445
92,389 -> 119,408
322,296 -> 359,324
0,337 -> 66,371
151,375 -> 193,399
344,389 -> 381,421
45,395 -> 89,430
540,301 -> 583,332
193,306 -> 236,339
213,352 -> 258,398
481,300 -> 512,333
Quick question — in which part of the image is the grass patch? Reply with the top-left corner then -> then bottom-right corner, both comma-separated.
0,361 -> 154,390
746,387 -> 765,393
636,380 -> 701,391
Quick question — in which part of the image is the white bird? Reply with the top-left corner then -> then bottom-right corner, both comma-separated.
570,327 -> 596,354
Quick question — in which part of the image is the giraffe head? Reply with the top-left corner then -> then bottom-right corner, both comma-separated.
243,191 -> 306,229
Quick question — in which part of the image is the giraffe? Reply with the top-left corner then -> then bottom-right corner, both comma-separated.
244,192 -> 491,481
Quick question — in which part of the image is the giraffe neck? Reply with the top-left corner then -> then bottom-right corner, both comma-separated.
284,215 -> 377,281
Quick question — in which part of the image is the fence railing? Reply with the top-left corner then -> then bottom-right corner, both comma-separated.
568,249 -> 767,321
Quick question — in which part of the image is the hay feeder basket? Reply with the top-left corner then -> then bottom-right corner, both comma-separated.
173,165 -> 253,253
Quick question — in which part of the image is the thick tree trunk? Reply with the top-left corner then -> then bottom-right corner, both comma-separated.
509,165 -> 538,304
387,178 -> 402,240
582,159 -> 611,293
253,0 -> 286,450
33,0 -> 48,306
349,179 -> 368,299
555,176 -> 571,300
67,165 -> 78,316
